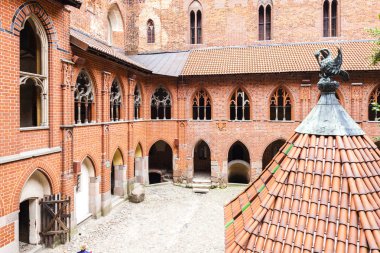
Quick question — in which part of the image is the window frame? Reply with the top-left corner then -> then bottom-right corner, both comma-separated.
147,19 -> 155,44
192,89 -> 211,120
74,70 -> 95,124
19,15 -> 49,129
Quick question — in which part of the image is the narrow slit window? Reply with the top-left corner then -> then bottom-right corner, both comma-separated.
331,0 -> 337,37
265,6 -> 271,40
190,11 -> 196,44
147,19 -> 155,43
197,10 -> 202,44
258,6 -> 265,41
323,0 -> 329,37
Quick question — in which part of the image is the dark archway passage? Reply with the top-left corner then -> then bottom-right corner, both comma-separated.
193,141 -> 211,178
19,200 -> 30,244
262,139 -> 286,169
228,141 -> 250,184
149,141 -> 173,184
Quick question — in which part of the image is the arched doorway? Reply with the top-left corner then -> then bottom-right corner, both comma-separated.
19,170 -> 52,246
193,140 -> 211,179
111,149 -> 123,196
228,141 -> 250,184
148,141 -> 173,184
262,139 -> 286,169
134,143 -> 144,184
75,157 -> 95,224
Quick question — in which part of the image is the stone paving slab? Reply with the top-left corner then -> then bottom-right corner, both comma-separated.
40,184 -> 245,253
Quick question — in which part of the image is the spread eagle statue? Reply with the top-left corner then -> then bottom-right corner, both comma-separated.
314,47 -> 349,81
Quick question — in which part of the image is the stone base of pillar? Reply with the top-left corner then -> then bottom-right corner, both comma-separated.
114,165 -> 127,198
101,191 -> 112,216
89,176 -> 101,219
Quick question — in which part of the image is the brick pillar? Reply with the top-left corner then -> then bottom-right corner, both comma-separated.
127,76 -> 136,194
102,71 -> 111,123
351,83 -> 363,122
101,125 -> 111,216
300,81 -> 311,120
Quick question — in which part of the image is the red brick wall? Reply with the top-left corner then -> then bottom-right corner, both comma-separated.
136,0 -> 380,52
0,223 -> 14,248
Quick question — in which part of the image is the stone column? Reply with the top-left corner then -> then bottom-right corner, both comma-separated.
134,158 -> 143,184
113,165 -> 128,198
221,160 -> 228,187
89,176 -> 101,218
211,161 -> 220,186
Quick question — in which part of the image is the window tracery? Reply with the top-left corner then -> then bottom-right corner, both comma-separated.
74,71 -> 94,124
192,89 -> 211,120
134,85 -> 142,120
270,87 -> 291,121
151,87 -> 171,119
20,17 -> 48,128
110,79 -> 122,121
230,89 -> 250,121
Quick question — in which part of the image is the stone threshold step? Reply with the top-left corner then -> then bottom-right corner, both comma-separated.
193,188 -> 210,194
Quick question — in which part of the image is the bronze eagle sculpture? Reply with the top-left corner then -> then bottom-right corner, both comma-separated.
314,47 -> 349,82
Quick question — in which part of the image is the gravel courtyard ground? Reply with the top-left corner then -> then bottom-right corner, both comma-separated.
40,184 -> 245,253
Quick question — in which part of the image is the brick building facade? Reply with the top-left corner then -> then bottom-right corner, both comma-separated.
0,0 -> 379,251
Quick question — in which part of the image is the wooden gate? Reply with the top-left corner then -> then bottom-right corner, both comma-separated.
40,194 -> 71,248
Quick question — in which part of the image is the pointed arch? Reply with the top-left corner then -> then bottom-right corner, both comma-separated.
229,87 -> 251,121
193,140 -> 211,177
11,1 -> 58,46
148,140 -> 173,184
227,141 -> 250,184
19,14 -> 49,128
110,78 -> 122,121
107,3 -> 124,46
151,86 -> 172,120
112,148 -> 124,166
192,88 -> 212,120
262,138 -> 286,169
135,143 -> 144,157
147,19 -> 155,43
189,1 -> 203,44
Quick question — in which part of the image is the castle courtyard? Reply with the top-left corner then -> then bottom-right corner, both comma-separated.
39,185 -> 244,253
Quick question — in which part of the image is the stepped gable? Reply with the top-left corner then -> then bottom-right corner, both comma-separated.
224,49 -> 380,253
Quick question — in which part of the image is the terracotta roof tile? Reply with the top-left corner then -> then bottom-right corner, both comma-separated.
183,40 -> 380,76
224,125 -> 380,253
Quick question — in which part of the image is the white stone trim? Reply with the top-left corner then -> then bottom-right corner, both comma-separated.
0,147 -> 61,165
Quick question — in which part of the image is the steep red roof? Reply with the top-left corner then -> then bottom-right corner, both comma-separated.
225,132 -> 380,252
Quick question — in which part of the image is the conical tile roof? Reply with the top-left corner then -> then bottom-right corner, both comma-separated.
224,51 -> 380,252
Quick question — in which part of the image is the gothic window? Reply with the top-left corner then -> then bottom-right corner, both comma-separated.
189,1 -> 202,44
369,87 -> 380,121
74,71 -> 94,124
107,4 -> 124,46
110,79 -> 122,121
258,5 -> 271,41
134,85 -> 142,120
151,87 -> 171,120
20,17 -> 48,128
270,87 -> 291,121
147,19 -> 155,43
323,0 -> 338,37
230,89 -> 250,121
192,89 -> 211,120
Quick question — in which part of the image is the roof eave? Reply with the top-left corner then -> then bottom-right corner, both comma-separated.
70,36 -> 151,74
56,0 -> 82,8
